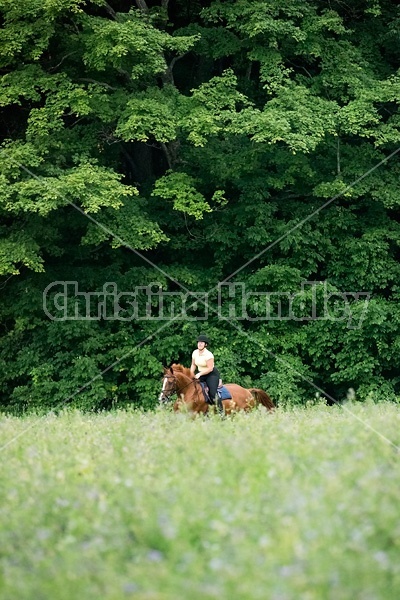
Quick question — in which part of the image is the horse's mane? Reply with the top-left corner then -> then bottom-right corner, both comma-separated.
170,363 -> 193,379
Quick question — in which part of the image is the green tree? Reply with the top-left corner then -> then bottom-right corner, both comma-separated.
1,0 -> 399,412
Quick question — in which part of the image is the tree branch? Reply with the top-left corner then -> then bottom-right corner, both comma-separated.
120,143 -> 140,182
159,140 -> 180,169
160,142 -> 173,170
49,52 -> 77,72
104,2 -> 120,21
246,62 -> 252,80
161,53 -> 187,86
77,78 -> 117,90
135,0 -> 149,13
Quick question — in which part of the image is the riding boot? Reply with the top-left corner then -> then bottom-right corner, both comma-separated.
216,394 -> 224,415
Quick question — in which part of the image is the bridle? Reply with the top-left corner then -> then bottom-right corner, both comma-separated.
158,373 -> 177,404
158,372 -> 205,407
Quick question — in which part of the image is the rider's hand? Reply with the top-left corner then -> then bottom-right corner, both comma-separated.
195,373 -> 201,379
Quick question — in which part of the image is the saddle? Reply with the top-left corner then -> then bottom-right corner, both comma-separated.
198,381 -> 232,404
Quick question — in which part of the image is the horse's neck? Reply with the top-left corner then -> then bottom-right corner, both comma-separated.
173,368 -> 205,408
172,364 -> 192,379
175,372 -> 192,393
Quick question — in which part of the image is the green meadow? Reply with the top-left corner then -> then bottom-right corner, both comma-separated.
1,403 -> 399,600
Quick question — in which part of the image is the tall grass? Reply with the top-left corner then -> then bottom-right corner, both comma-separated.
1,403 -> 399,599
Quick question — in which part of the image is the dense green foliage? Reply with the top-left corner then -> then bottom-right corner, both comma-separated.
0,0 -> 400,411
1,405 -> 399,598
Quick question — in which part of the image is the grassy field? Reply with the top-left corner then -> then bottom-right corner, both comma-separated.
0,403 -> 399,600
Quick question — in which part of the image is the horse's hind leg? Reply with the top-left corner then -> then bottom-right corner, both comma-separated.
245,395 -> 256,410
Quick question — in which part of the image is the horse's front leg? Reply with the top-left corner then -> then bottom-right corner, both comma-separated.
174,394 -> 198,414
173,393 -> 186,412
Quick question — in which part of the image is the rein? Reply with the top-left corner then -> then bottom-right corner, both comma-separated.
162,373 -> 205,407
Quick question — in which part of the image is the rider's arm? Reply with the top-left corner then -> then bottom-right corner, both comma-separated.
190,355 -> 196,378
195,357 -> 214,378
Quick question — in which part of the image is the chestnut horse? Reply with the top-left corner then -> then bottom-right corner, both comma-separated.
159,364 -> 274,415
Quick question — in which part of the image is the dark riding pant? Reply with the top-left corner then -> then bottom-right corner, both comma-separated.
199,368 -> 221,408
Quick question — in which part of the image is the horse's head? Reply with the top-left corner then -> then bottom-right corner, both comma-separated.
158,368 -> 177,404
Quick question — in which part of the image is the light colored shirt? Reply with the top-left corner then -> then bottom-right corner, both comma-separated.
192,348 -> 214,373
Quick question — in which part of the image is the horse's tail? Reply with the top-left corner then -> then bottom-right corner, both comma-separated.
249,388 -> 275,411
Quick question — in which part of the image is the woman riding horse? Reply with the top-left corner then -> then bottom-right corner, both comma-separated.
190,334 -> 222,412
159,364 -> 275,415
